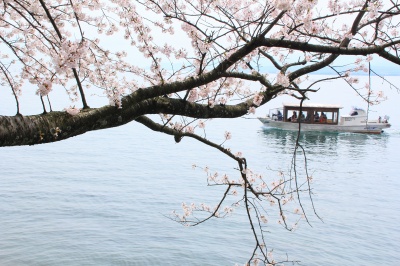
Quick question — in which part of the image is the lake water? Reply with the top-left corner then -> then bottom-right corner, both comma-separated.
1,75 -> 400,265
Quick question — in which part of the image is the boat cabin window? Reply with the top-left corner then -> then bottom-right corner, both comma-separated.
314,111 -> 338,124
282,106 -> 340,125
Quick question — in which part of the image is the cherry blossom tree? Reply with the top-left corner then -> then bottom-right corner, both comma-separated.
1,0 -> 400,264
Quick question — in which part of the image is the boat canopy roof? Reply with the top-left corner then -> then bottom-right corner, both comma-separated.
282,102 -> 343,109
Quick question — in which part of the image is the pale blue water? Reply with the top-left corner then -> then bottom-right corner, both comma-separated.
1,74 -> 400,265
1,117 -> 399,265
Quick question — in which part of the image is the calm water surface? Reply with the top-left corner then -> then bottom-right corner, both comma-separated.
1,75 -> 400,265
1,117 -> 399,265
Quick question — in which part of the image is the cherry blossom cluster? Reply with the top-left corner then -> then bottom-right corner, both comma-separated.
53,40 -> 90,73
186,164 -> 305,230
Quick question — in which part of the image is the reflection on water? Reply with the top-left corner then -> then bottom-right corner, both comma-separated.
258,127 -> 389,158
260,127 -> 340,145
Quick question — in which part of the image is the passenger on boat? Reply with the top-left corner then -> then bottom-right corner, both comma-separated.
319,112 -> 327,123
291,111 -> 297,122
272,110 -> 283,121
277,110 -> 283,121
314,112 -> 320,122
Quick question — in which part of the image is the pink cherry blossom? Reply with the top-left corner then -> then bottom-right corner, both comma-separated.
64,107 -> 80,116
224,131 -> 232,140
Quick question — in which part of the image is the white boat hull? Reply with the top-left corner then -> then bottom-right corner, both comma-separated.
258,118 -> 391,134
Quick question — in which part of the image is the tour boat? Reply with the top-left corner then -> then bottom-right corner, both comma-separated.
258,103 -> 391,134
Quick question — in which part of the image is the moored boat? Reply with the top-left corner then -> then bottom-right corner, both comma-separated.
258,103 -> 391,134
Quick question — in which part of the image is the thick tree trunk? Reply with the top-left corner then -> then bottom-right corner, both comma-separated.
0,95 -> 259,147
0,106 -> 134,146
